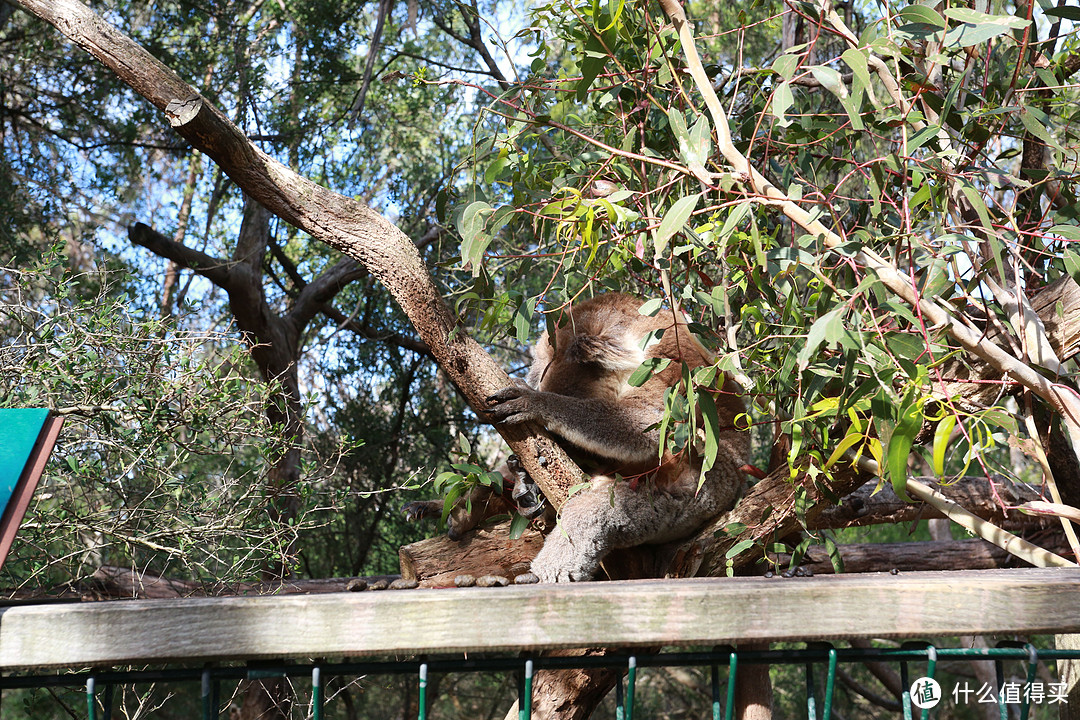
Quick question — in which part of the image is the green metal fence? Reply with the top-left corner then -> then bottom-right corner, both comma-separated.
5,643 -> 1076,719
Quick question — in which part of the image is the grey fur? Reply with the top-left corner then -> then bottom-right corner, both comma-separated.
487,293 -> 750,582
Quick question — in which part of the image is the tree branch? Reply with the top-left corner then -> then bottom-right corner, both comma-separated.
128,222 -> 233,288
288,255 -> 365,328
18,0 -> 581,507
348,0 -> 393,123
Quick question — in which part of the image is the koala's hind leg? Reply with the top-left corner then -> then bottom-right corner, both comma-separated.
530,476 -> 738,583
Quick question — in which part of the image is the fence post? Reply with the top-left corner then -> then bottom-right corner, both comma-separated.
86,677 -> 96,720
312,666 -> 323,720
1058,635 -> 1080,720
418,662 -> 428,720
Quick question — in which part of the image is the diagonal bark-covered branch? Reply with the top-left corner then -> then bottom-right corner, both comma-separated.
288,256 -> 366,328
14,0 -> 581,507
128,222 -> 233,287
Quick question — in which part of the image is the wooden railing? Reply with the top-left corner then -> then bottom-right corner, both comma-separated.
1,567 -> 1078,669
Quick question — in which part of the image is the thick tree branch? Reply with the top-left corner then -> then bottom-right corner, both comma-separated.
17,0 -> 580,506
288,255 -> 366,328
128,222 -> 233,288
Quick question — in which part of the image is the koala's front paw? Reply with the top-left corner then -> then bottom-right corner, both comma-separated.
486,381 -> 540,425
401,499 -> 439,523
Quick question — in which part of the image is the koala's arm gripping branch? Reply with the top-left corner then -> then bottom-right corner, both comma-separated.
490,389 -> 660,465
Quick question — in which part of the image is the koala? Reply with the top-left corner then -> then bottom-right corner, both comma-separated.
487,293 -> 750,582
402,455 -> 547,541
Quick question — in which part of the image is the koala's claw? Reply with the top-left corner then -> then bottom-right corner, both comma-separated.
512,477 -> 546,518
401,500 -> 435,523
486,383 -> 537,424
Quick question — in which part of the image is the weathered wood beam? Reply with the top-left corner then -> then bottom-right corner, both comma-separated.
1,568 -> 1078,669
771,537 -> 1072,575
85,566 -> 401,599
399,525 -> 545,586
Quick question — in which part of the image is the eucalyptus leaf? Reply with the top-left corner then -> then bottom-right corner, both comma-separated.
942,9 -> 1029,47
809,66 -> 848,99
654,193 -> 702,257
772,81 -> 795,127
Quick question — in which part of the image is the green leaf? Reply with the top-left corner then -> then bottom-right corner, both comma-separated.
478,470 -> 504,487
841,48 -> 872,100
942,8 -> 1030,47
627,356 -> 670,387
1019,107 -> 1063,152
887,397 -> 923,502
796,306 -> 845,370
932,414 -> 956,476
457,200 -> 493,276
639,298 -> 664,316
513,296 -> 537,344
839,95 -> 865,131
959,185 -> 995,233
725,538 -> 756,559
688,115 -> 712,167
907,125 -> 941,152
577,34 -> 609,101
716,202 -> 752,245
772,81 -> 795,128
899,5 -> 946,26
1044,5 -> 1080,20
440,483 -> 466,525
772,53 -> 799,81
886,332 -> 926,361
979,408 -> 1018,437
508,512 -> 529,540
654,193 -> 701,257
484,155 -> 509,184
698,391 -> 720,474
809,66 -> 847,99
433,470 -> 460,493
824,431 -> 864,470
897,5 -> 946,37
457,199 -> 491,239
1063,250 -> 1080,285
667,108 -> 689,144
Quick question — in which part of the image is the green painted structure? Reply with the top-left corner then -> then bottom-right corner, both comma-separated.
0,408 -> 61,569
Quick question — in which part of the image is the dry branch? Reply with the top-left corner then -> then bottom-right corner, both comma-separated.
399,525 -> 546,586
809,476 -> 1044,529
